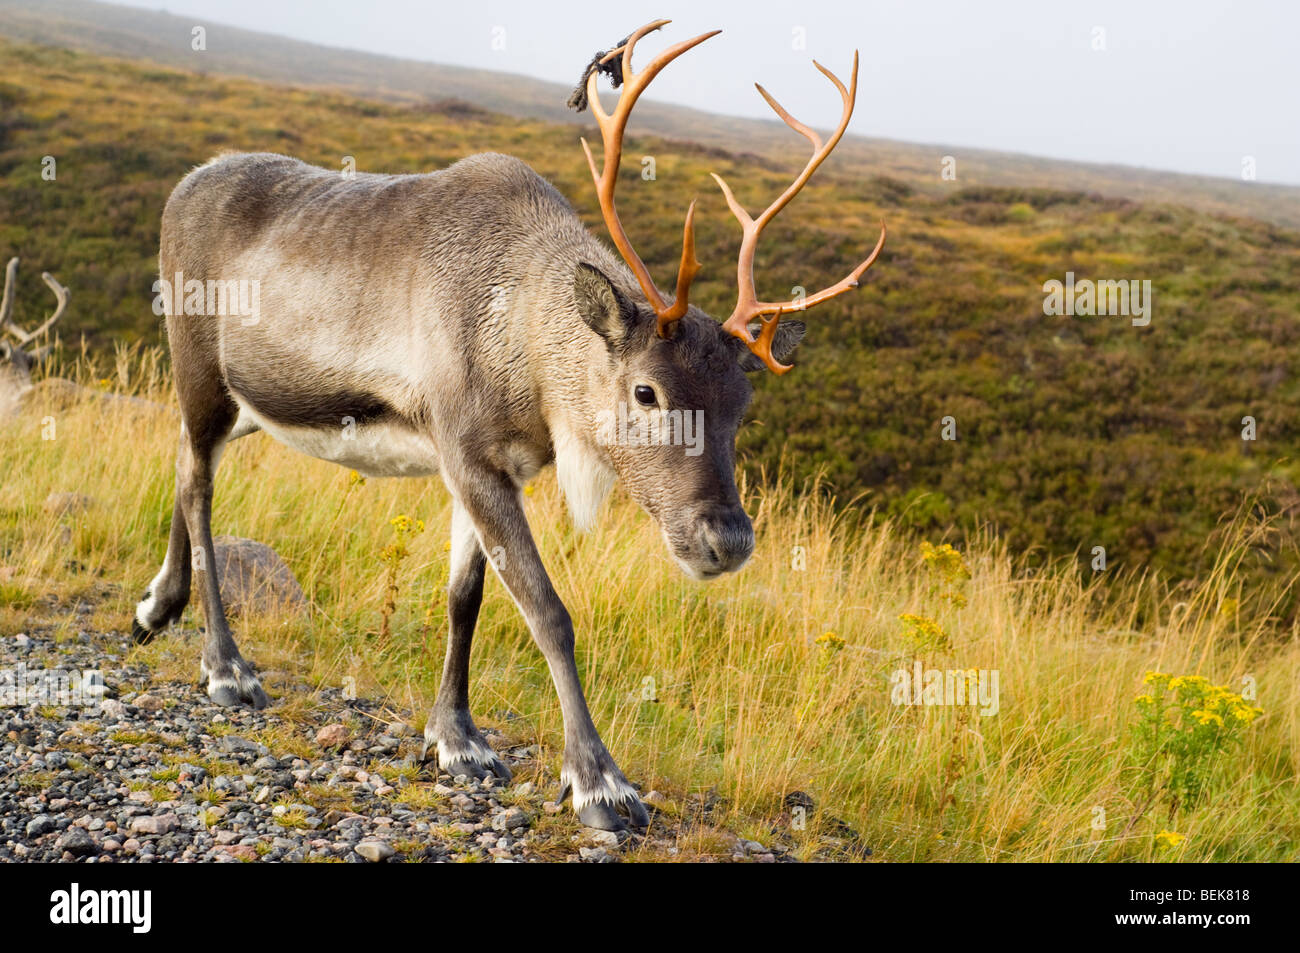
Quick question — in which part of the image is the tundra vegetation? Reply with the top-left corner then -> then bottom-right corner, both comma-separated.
2,353 -> 1295,860
0,39 -> 1297,859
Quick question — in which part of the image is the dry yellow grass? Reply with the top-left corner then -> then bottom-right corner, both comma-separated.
2,350 -> 1296,861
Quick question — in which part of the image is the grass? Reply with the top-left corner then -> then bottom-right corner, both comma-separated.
5,358 -> 1294,863
2,358 -> 1298,862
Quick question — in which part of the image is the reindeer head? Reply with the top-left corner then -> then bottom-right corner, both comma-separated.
569,21 -> 885,579
0,257 -> 67,415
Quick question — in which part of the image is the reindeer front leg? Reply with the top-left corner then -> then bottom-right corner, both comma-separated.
421,499 -> 511,781
443,462 -> 649,832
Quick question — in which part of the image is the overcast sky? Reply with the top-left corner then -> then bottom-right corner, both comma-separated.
110,0 -> 1299,185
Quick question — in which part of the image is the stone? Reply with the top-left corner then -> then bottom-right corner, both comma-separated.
316,724 -> 351,749
213,536 -> 307,616
218,735 -> 268,757
491,807 -> 529,832
130,813 -> 179,835
583,829 -> 621,849
355,840 -> 395,862
56,827 -> 97,856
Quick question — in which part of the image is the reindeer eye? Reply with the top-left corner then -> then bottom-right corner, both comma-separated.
634,385 -> 657,407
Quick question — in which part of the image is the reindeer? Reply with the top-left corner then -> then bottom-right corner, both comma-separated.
131,20 -> 885,830
0,256 -> 68,417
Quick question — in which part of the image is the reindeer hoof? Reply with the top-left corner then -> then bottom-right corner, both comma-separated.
207,671 -> 268,710
576,795 -> 649,832
421,728 -> 510,781
130,618 -> 155,645
440,756 -> 512,783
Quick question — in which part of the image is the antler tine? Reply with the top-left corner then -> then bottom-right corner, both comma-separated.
579,21 -> 720,335
31,271 -> 70,341
1,257 -> 70,345
713,51 -> 886,374
0,257 -> 18,341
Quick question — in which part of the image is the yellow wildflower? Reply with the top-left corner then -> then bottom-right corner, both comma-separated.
814,631 -> 845,653
1154,830 -> 1185,849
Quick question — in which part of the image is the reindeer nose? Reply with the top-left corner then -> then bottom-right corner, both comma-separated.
696,504 -> 754,574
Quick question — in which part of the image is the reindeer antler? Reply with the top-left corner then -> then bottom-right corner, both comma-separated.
711,53 -> 886,374
579,20 -> 720,337
1,256 -> 69,345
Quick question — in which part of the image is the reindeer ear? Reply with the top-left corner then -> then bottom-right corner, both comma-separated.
737,320 -> 806,372
574,263 -> 638,349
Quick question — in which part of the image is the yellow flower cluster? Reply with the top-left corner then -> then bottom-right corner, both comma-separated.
1154,830 -> 1185,849
898,613 -> 951,653
920,542 -> 971,608
389,515 -> 426,536
1138,671 -> 1263,725
814,630 -> 846,653
920,541 -> 971,582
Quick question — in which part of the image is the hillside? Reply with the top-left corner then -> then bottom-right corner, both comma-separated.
1,37 -> 1299,608
3,0 -> 1300,231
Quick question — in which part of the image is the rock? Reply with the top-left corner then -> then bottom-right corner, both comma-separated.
26,815 -> 55,838
218,735 -> 268,757
56,827 -> 97,857
176,763 -> 207,785
582,829 -> 621,849
355,840 -> 395,862
130,813 -> 179,835
212,536 -> 307,616
579,846 -> 615,863
133,693 -> 165,712
316,724 -> 350,749
491,807 -> 529,832
784,791 -> 815,811
643,790 -> 670,809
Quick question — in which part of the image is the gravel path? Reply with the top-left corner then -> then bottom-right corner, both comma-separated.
0,592 -> 822,863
